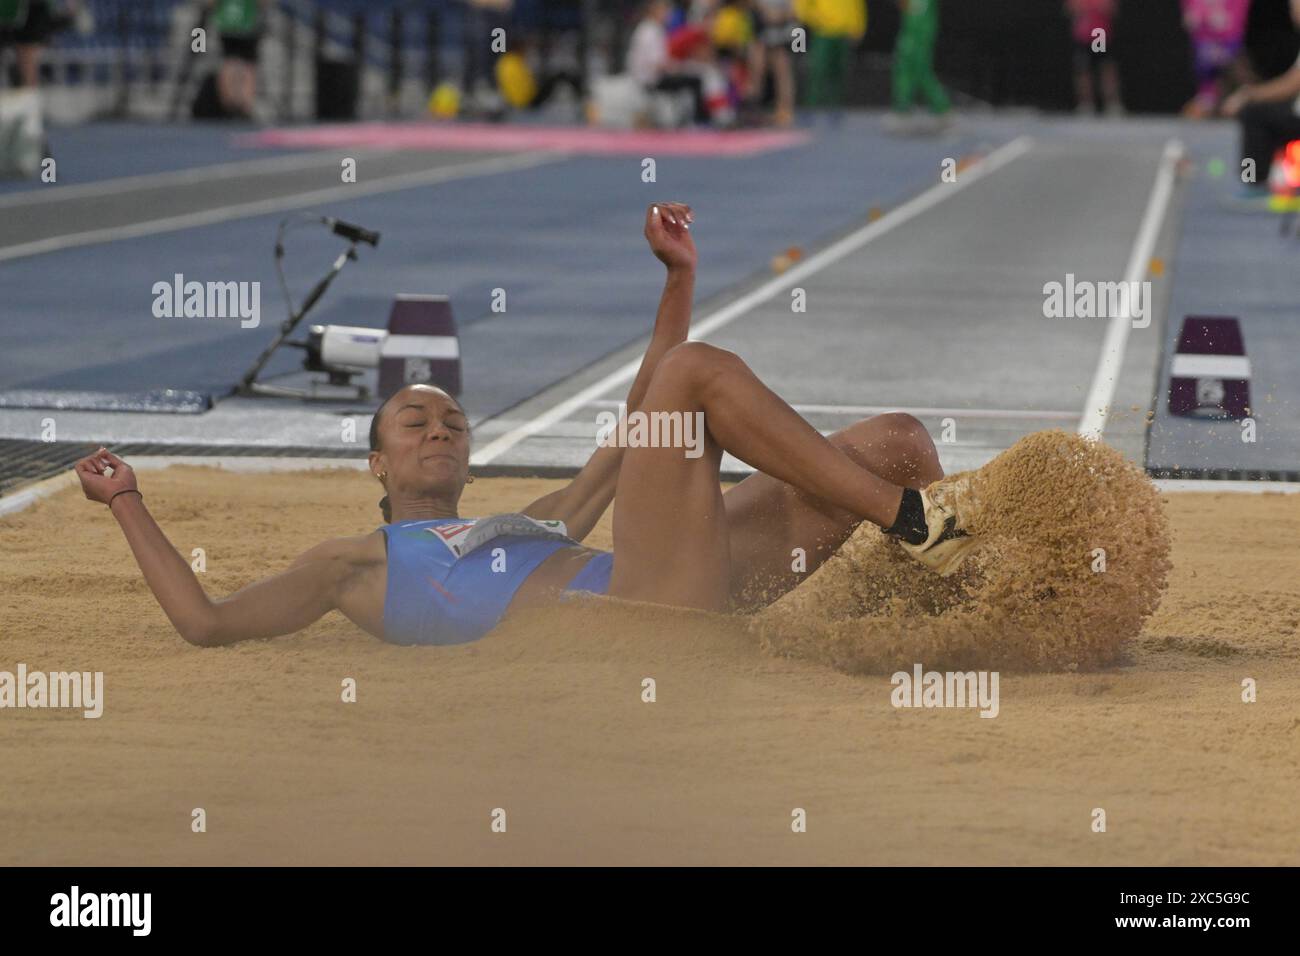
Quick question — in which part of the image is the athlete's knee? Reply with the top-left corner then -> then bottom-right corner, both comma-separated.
876,412 -> 939,456
879,413 -> 943,481
871,412 -> 930,444
838,413 -> 942,483
654,341 -> 745,395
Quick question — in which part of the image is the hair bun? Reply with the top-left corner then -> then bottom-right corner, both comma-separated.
379,496 -> 392,524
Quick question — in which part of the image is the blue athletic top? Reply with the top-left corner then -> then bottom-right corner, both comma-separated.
380,514 -> 614,646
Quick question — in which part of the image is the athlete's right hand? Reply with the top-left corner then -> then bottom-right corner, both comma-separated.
75,447 -> 139,506
644,202 -> 696,272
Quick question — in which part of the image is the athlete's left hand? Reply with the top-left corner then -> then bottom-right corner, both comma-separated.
645,202 -> 696,272
75,447 -> 138,506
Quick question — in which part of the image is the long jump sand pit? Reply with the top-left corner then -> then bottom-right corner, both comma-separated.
1,444 -> 1297,865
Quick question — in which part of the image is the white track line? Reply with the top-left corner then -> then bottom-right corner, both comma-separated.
782,404 -> 1077,420
0,148 -> 400,210
1077,139 -> 1184,440
0,152 -> 563,263
471,134 -> 1036,466
587,399 -> 1077,420
1154,479 -> 1299,494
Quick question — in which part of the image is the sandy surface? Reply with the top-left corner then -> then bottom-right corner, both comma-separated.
1,464 -> 1297,865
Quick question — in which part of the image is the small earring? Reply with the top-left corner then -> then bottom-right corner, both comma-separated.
466,473 -> 475,484
377,471 -> 387,481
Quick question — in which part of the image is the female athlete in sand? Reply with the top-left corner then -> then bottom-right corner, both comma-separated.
74,202 -> 975,647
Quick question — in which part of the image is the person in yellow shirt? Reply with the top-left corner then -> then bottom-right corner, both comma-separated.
794,0 -> 866,111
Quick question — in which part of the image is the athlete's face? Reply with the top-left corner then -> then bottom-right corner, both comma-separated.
371,385 -> 471,500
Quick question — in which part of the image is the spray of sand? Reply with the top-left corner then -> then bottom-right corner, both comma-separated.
751,430 -> 1172,674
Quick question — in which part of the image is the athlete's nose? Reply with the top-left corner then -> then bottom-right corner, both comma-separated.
425,420 -> 454,443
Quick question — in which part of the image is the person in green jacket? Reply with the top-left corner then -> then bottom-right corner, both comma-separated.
795,0 -> 867,113
887,0 -> 952,131
208,0 -> 269,118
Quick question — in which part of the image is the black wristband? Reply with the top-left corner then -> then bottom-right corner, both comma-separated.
108,489 -> 142,510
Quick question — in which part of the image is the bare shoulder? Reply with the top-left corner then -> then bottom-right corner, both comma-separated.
290,530 -> 387,570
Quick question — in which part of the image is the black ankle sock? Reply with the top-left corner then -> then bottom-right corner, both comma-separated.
885,487 -> 929,546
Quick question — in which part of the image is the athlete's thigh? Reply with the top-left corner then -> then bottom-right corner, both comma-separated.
609,436 -> 731,611
723,413 -> 942,610
607,342 -> 740,611
609,432 -> 732,612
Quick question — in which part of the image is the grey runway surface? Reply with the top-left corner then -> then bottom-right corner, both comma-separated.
0,148 -> 556,260
470,131 -> 1183,478
1,113 -> 1293,490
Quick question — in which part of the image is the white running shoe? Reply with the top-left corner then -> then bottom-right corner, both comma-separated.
898,478 -> 980,576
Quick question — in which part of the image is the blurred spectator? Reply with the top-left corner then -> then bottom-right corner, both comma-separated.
1067,0 -> 1121,115
673,2 -> 736,124
1181,0 -> 1250,117
711,1 -> 760,120
886,0 -> 950,131
753,0 -> 798,125
1222,0 -> 1300,193
1,0 -> 82,88
625,1 -> 735,125
627,0 -> 671,87
515,35 -> 584,114
628,0 -> 710,123
1243,0 -> 1300,80
794,0 -> 866,114
711,0 -> 754,53
509,2 -> 585,116
463,0 -> 515,113
204,0 -> 269,119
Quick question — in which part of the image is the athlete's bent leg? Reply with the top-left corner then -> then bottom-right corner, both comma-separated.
723,413 -> 944,610
608,351 -> 731,611
608,343 -> 917,610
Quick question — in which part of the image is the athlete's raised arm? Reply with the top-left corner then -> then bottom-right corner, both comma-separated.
523,202 -> 696,538
76,448 -> 362,647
